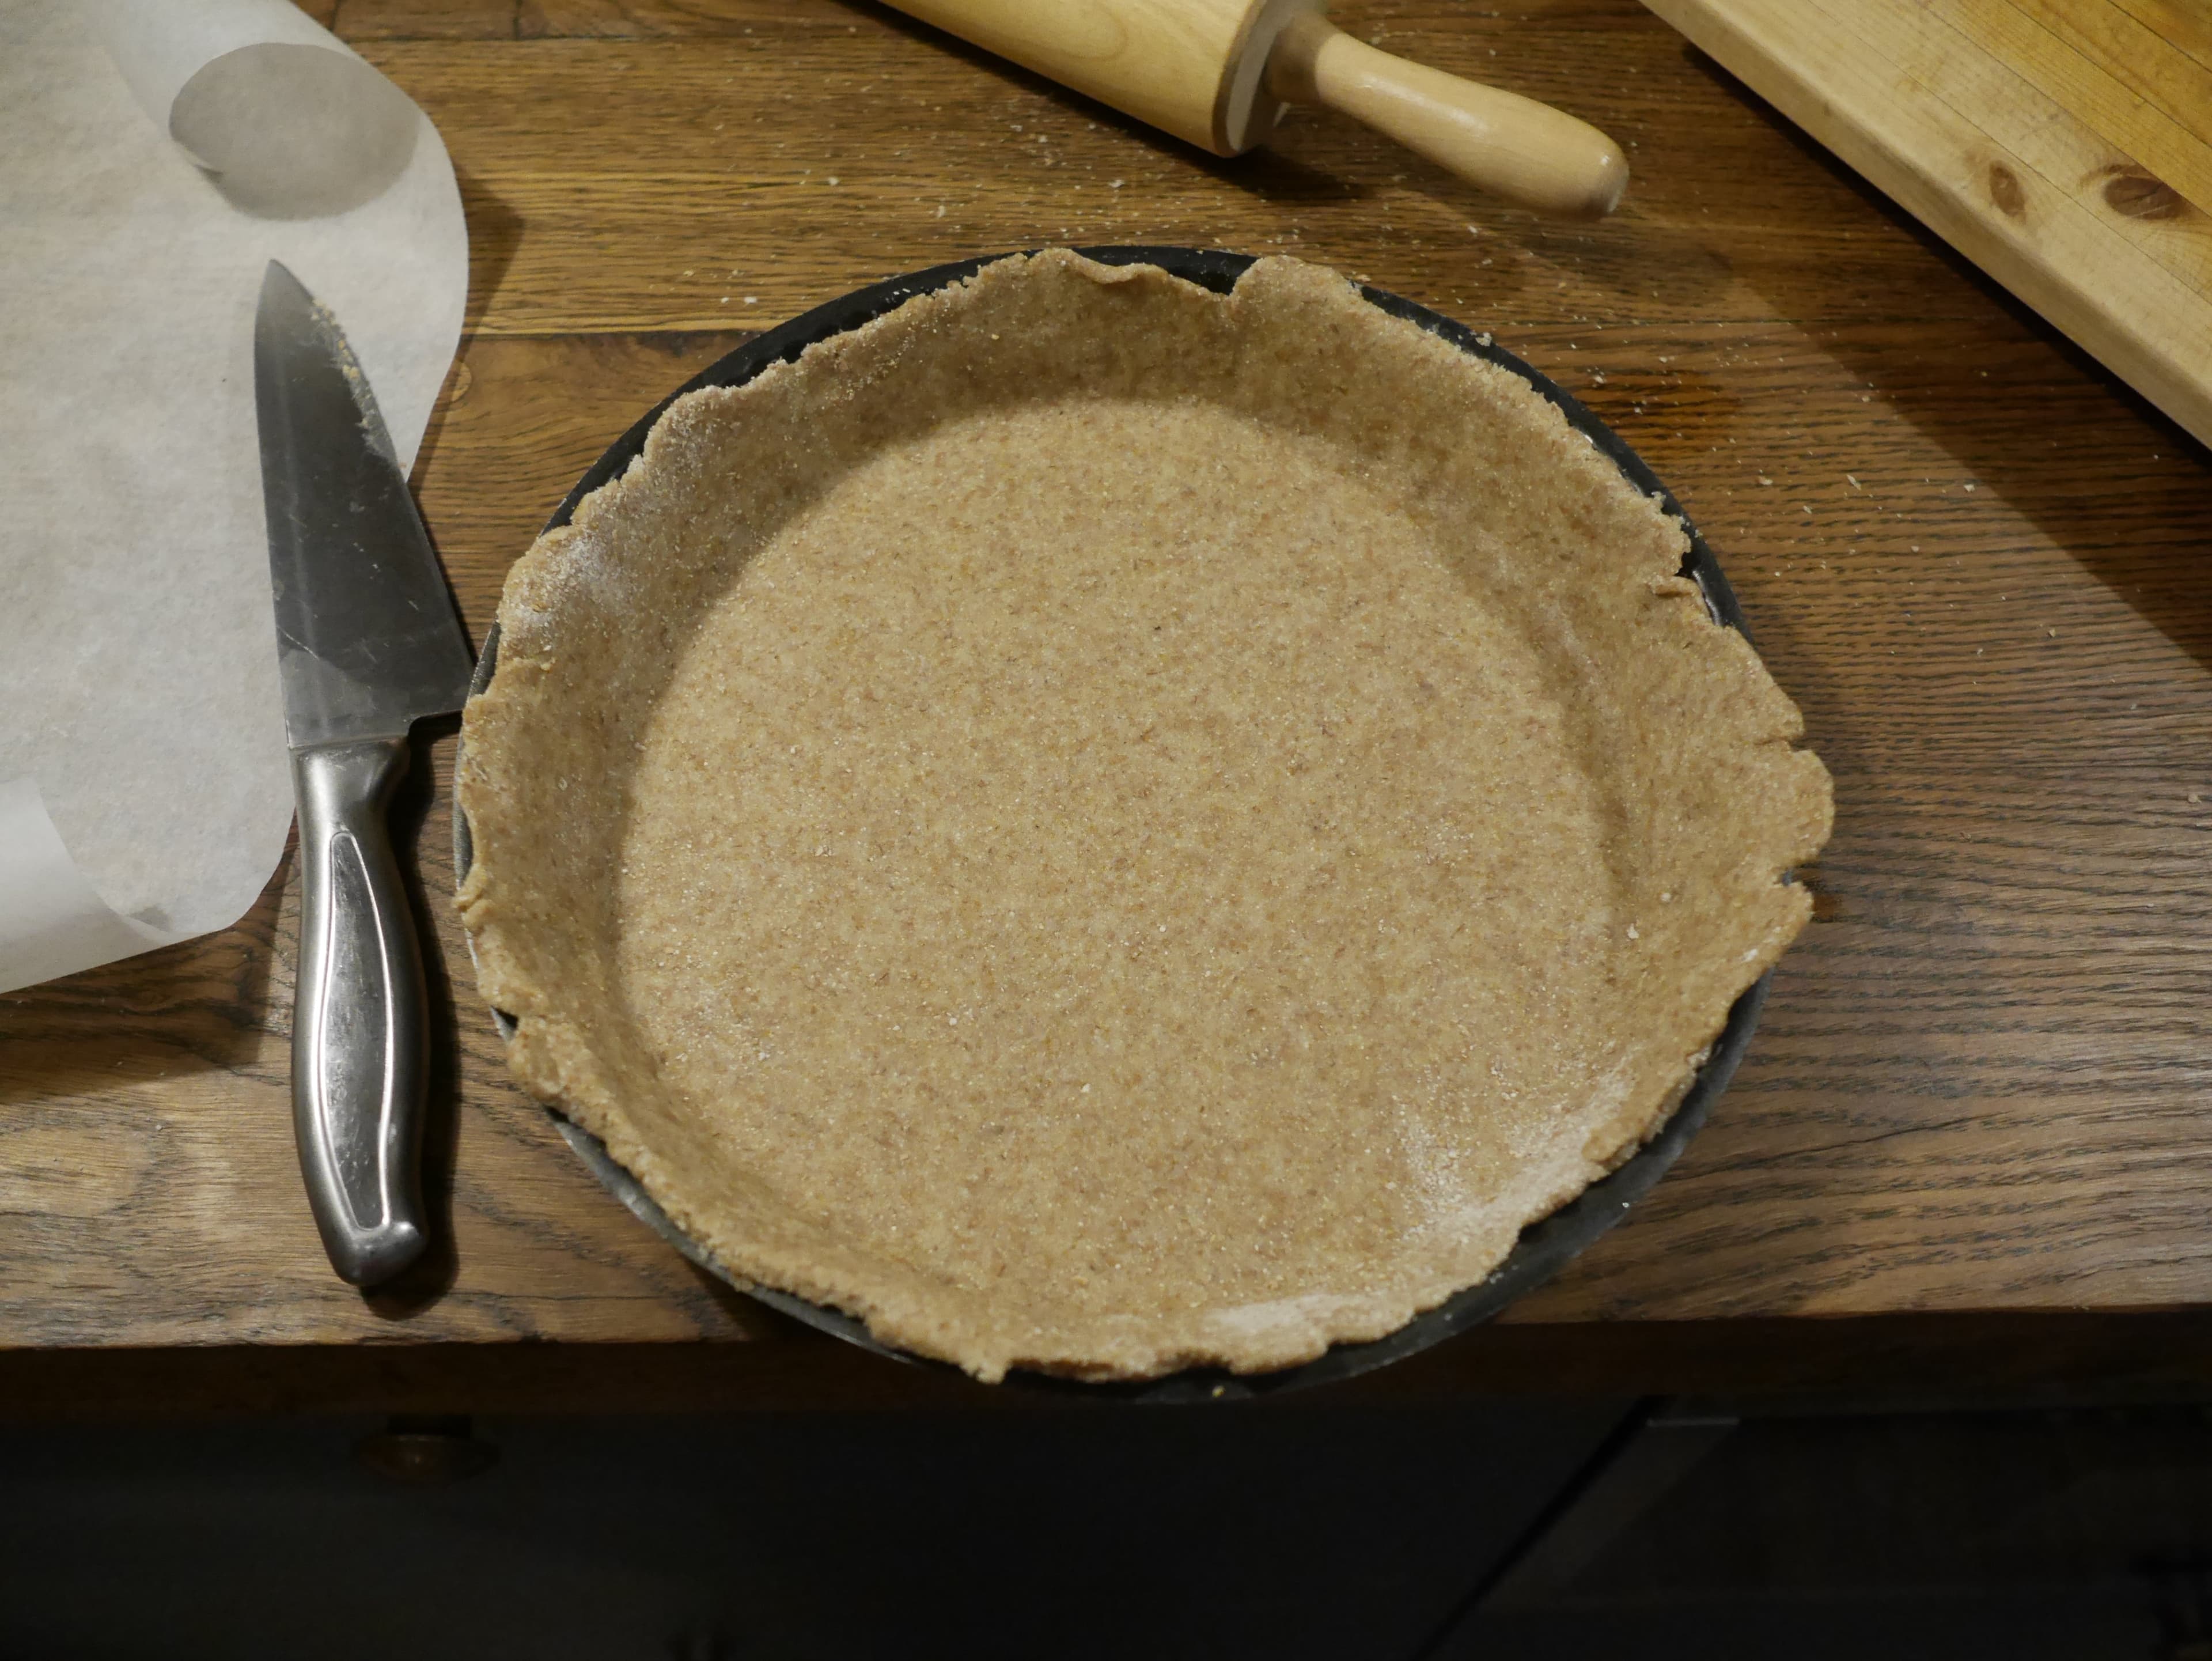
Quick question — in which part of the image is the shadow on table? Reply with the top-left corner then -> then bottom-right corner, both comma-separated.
1681,44 -> 2212,676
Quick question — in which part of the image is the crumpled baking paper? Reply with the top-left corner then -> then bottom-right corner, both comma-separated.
0,0 -> 468,994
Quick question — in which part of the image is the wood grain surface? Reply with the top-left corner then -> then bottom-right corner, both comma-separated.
1644,0 -> 2212,445
5,0 -> 2211,1401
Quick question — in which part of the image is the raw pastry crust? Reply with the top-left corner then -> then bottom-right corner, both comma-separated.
457,251 -> 1832,1382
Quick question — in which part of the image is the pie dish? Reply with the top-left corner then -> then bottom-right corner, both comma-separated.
456,248 -> 1832,1383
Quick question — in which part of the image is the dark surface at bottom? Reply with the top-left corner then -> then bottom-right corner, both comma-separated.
18,1310 -> 2212,1420
9,1397 -> 2212,1660
1455,1596 -> 2166,1661
1441,1404 -> 2212,1660
0,1399 -> 1624,1661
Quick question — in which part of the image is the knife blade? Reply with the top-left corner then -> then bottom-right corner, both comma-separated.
255,259 -> 471,1288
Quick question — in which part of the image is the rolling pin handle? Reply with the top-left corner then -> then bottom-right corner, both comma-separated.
1264,13 -> 1628,219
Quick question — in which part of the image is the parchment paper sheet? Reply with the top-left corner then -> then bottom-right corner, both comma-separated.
0,0 -> 468,993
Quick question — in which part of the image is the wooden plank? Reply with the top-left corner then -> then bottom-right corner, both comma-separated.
1642,0 -> 2212,447
6,0 -> 2212,1374
2007,0 -> 2212,167
1942,0 -> 2212,229
12,294 -> 2212,1348
1866,0 -> 2211,306
2107,0 -> 2212,84
519,0 -> 854,35
363,17 -> 1988,339
332,0 -> 862,37
334,0 -> 519,41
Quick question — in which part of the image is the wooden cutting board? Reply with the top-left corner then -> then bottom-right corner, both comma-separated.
1642,0 -> 2212,449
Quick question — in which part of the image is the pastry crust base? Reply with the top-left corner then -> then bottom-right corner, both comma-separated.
458,252 -> 1832,1382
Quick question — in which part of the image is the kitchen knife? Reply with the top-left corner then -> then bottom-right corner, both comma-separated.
254,260 -> 473,1287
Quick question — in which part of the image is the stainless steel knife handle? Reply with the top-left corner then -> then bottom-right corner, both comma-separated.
290,736 -> 429,1287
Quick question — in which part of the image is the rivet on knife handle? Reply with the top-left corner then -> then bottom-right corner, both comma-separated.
290,737 -> 429,1286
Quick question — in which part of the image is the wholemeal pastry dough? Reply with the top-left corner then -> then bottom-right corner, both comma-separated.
457,251 -> 1831,1382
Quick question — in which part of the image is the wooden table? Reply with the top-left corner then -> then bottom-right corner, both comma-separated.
7,0 -> 2212,1416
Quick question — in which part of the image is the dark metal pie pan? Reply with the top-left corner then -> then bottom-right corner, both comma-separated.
453,246 -> 1770,1402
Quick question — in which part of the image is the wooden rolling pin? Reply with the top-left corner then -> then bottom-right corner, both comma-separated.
885,0 -> 1628,218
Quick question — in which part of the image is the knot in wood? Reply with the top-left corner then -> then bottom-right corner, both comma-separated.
2102,167 -> 2184,221
1987,162 -> 2024,218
